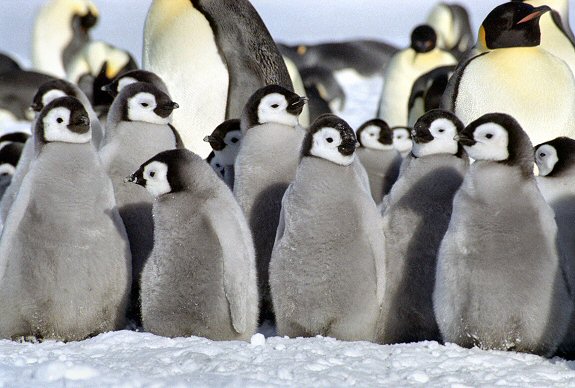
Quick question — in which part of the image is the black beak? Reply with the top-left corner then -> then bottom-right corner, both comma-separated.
67,115 -> 90,134
517,5 -> 551,25
154,101 -> 179,118
101,82 -> 115,96
338,141 -> 357,156
411,126 -> 434,144
124,171 -> 145,186
203,135 -> 225,151
286,96 -> 308,115
454,133 -> 476,146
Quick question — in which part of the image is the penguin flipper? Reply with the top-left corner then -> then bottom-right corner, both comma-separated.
205,200 -> 253,334
168,124 -> 185,149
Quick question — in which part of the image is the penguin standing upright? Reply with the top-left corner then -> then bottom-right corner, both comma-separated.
99,82 -> 181,323
355,119 -> 402,202
128,149 -> 258,340
0,96 -> 130,341
442,2 -> 575,146
378,25 -> 457,127
534,137 -> 575,357
378,110 -> 468,345
270,114 -> 386,341
203,119 -> 242,189
234,85 -> 307,323
433,113 -> 572,357
143,0 -> 293,157
33,0 -> 99,78
426,3 -> 474,59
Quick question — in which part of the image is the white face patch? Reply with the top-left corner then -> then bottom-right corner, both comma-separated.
393,128 -> 413,153
360,125 -> 388,150
0,164 -> 16,177
42,107 -> 91,144
464,123 -> 509,162
117,77 -> 137,93
310,127 -> 355,166
209,152 -> 225,178
412,118 -> 459,158
42,89 -> 68,108
143,161 -> 171,197
127,92 -> 170,125
257,93 -> 299,127
535,144 -> 559,176
217,130 -> 242,165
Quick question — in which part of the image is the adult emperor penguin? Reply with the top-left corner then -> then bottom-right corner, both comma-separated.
0,96 -> 131,341
392,126 -> 413,157
143,0 -> 293,157
99,82 -> 182,323
269,114 -> 386,341
203,119 -> 242,189
0,79 -> 104,226
377,110 -> 468,345
407,65 -> 456,127
355,119 -> 402,203
442,2 -> 575,147
534,137 -> 575,357
426,3 -> 474,60
234,84 -> 307,323
33,0 -> 99,78
433,113 -> 572,356
127,149 -> 258,340
378,25 -> 457,127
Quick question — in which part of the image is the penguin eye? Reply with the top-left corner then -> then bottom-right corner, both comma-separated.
540,153 -> 546,158
485,133 -> 493,139
231,137 -> 239,143
149,171 -> 155,178
370,133 -> 376,137
271,104 -> 279,109
326,137 -> 334,143
57,117 -> 63,124
141,102 -> 149,108
215,163 -> 221,168
438,129 -> 445,133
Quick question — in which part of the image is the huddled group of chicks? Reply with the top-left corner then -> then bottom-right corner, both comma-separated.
0,0 -> 574,361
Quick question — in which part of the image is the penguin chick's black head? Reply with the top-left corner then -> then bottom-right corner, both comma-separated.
102,69 -> 168,98
458,113 -> 533,177
0,132 -> 29,144
127,149 -> 198,197
480,2 -> 550,49
36,96 -> 91,144
302,113 -> 357,166
241,84 -> 307,131
534,137 -> 575,178
31,79 -> 78,112
411,109 -> 464,158
118,82 -> 179,123
356,119 -> 393,149
203,119 -> 241,151
411,25 -> 437,53
0,142 -> 25,170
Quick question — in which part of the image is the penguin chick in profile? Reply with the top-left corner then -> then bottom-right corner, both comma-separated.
392,126 -> 413,157
0,78 -> 104,227
378,24 -> 457,127
203,119 -> 242,189
443,2 -> 575,147
378,109 -> 468,345
99,82 -> 181,324
434,113 -> 572,357
0,96 -> 130,341
534,137 -> 575,357
269,114 -> 386,341
127,149 -> 258,340
234,84 -> 307,324
355,118 -> 402,203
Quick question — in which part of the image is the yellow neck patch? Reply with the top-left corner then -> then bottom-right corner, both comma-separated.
478,25 -> 488,51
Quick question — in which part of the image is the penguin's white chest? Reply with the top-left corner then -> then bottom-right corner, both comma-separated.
144,0 -> 229,157
455,48 -> 575,146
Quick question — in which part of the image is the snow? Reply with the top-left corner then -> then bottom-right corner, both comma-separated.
1,1 -> 575,386
1,331 -> 575,387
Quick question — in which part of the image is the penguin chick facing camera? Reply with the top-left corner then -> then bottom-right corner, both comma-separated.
269,114 -> 386,341
0,96 -> 131,341
127,149 -> 258,340
433,113 -> 572,357
377,109 -> 468,345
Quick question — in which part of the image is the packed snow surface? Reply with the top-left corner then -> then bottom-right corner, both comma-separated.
1,331 -> 575,387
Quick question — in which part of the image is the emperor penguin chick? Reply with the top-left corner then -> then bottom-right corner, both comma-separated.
203,119 -> 242,189
377,109 -> 468,345
434,113 -> 572,357
269,114 -> 386,341
234,84 -> 307,323
392,126 -> 413,157
534,137 -> 575,357
128,149 -> 258,340
355,118 -> 402,203
99,82 -> 181,323
0,96 -> 131,341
